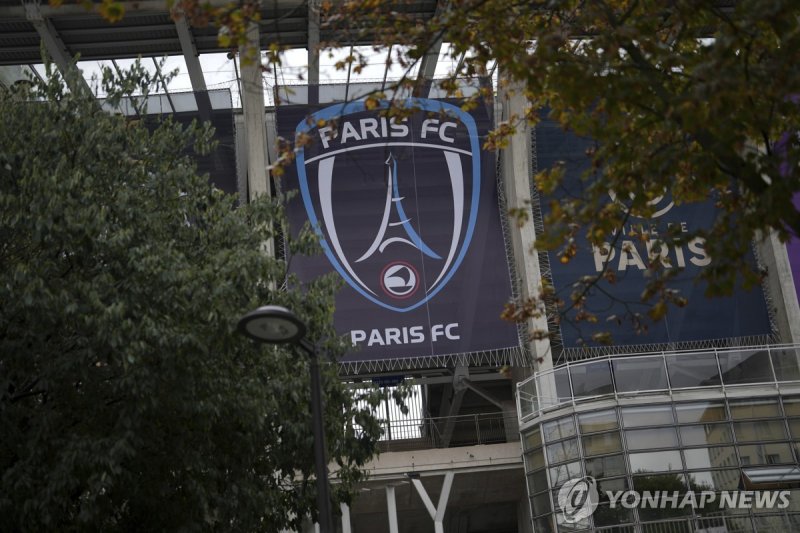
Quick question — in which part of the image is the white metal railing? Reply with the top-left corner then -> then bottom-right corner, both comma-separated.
517,344 -> 800,424
377,411 -> 518,452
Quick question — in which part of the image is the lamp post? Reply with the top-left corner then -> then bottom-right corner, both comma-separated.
238,305 -> 335,533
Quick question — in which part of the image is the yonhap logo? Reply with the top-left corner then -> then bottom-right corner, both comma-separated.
294,98 -> 481,312
557,476 -> 599,523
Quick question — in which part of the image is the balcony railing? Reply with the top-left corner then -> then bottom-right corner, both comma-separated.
517,344 -> 800,423
375,411 -> 519,452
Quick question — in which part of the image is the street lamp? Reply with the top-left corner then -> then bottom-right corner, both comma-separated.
238,305 -> 335,533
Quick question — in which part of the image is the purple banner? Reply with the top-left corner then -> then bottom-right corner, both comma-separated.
277,98 -> 519,365
536,115 -> 772,347
789,193 -> 800,305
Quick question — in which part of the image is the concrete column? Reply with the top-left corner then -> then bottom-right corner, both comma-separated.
500,78 -> 553,373
386,485 -> 399,533
340,502 -> 352,533
410,472 -> 455,533
239,22 -> 270,202
517,497 -> 534,533
757,231 -> 800,344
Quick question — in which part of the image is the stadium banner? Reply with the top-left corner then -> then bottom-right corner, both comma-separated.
534,115 -> 773,349
789,193 -> 800,305
142,90 -> 238,197
276,98 -> 520,368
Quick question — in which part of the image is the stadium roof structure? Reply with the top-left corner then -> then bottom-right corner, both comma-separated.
0,0 -> 448,111
0,0 -> 437,64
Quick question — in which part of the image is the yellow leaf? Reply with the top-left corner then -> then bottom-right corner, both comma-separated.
364,96 -> 379,110
98,0 -> 125,23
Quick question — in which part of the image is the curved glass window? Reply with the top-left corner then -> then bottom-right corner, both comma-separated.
585,454 -> 626,479
531,491 -> 551,517
525,449 -> 546,471
770,348 -> 800,382
666,352 -> 720,388
733,420 -> 787,442
583,431 -> 623,456
719,350 -> 773,385
578,409 -> 618,434
546,437 -> 579,464
621,405 -> 674,427
570,360 -> 614,398
739,442 -> 794,465
729,399 -> 780,420
592,504 -> 633,528
674,401 -> 726,423
626,427 -> 679,451
679,423 -> 733,446
788,418 -> 800,439
687,469 -> 741,491
632,472 -> 686,492
684,446 -> 737,470
542,416 -> 575,442
527,468 -> 548,494
783,397 -> 800,416
613,356 -> 668,392
629,450 -> 683,473
549,461 -> 582,489
523,427 -> 542,450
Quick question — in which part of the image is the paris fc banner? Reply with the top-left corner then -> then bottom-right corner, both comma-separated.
535,115 -> 773,348
277,98 -> 520,364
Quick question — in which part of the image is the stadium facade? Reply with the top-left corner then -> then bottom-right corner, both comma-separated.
2,4 -> 800,532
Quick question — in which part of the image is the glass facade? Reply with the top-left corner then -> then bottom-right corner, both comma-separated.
521,395 -> 800,532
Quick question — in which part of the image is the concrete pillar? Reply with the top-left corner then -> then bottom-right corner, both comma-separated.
411,472 -> 455,533
239,22 -> 269,202
517,497 -> 534,533
340,502 -> 352,533
238,22 -> 274,259
757,231 -> 800,344
499,77 -> 552,372
386,485 -> 399,533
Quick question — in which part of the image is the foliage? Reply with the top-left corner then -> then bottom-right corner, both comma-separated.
0,63 -> 386,531
141,0 -> 800,342
79,0 -> 800,342
325,0 -> 800,340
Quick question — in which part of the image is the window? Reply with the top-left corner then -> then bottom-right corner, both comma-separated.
621,405 -> 674,427
613,356 -> 668,392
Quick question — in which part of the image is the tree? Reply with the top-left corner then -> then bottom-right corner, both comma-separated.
0,63 -> 385,531
322,0 -> 800,339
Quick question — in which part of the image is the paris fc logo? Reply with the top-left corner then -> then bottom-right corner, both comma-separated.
294,98 -> 481,312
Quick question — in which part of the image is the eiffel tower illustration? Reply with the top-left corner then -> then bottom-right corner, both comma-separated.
355,153 -> 440,263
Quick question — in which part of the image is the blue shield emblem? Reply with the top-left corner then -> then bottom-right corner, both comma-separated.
294,98 -> 481,312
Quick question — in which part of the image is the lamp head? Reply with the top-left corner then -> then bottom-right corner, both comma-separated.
238,305 -> 307,345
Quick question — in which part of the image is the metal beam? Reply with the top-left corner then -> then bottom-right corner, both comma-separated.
151,57 -> 176,113
439,366 -> 468,447
307,0 -> 320,103
413,0 -> 446,97
174,11 -> 211,120
462,378 -> 505,410
2,0 -> 247,17
23,2 -> 91,96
